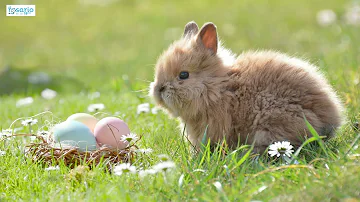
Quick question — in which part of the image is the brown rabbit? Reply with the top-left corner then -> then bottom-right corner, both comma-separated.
150,21 -> 344,153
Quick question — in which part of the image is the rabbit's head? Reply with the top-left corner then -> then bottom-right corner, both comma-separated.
150,22 -> 235,118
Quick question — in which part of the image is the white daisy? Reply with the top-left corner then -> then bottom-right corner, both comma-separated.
138,169 -> 158,178
345,4 -> 360,25
45,165 -> 60,171
137,103 -> 150,114
29,131 -> 50,142
136,148 -> 153,154
0,129 -> 12,138
0,150 -> 6,156
87,103 -> 105,112
30,136 -> 37,141
41,88 -> 57,100
151,107 -> 159,114
21,118 -> 38,126
268,141 -> 294,157
316,9 -> 337,26
120,133 -> 139,143
158,154 -> 171,162
37,130 -> 50,136
113,163 -> 136,175
152,161 -> 176,172
213,181 -> 223,192
16,97 -> 34,107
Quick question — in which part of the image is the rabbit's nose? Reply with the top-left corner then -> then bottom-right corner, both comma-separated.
159,85 -> 165,92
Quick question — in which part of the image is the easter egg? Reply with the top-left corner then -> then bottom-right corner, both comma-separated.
93,117 -> 130,149
52,120 -> 97,152
67,113 -> 98,132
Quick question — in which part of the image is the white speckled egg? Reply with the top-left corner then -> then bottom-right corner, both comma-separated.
52,120 -> 97,152
67,113 -> 98,132
94,117 -> 130,149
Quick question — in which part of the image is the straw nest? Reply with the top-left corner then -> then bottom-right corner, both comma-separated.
5,134 -> 138,171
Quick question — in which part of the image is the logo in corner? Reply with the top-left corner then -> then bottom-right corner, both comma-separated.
6,5 -> 36,16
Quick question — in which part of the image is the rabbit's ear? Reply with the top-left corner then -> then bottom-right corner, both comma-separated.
183,21 -> 199,37
197,22 -> 218,54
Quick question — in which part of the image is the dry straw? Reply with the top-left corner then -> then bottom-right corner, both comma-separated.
1,112 -> 139,171
2,134 -> 138,171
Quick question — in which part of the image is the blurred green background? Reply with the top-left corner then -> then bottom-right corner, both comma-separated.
0,0 -> 359,118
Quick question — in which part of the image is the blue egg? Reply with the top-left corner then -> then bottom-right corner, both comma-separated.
53,120 -> 97,152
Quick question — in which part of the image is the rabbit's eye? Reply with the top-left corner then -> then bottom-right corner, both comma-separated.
179,71 -> 189,80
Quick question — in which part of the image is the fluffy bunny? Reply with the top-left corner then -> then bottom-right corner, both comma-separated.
150,21 -> 344,153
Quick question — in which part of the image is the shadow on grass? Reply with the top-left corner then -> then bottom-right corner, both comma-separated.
0,65 -> 88,96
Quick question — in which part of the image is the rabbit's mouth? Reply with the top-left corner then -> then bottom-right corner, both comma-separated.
161,89 -> 182,117
150,82 -> 180,117
161,90 -> 176,109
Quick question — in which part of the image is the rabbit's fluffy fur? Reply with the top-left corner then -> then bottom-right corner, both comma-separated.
150,21 -> 343,152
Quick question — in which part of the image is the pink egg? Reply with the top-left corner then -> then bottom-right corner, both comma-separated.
93,117 -> 130,149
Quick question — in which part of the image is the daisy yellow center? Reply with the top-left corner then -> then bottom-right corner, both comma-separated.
278,147 -> 287,154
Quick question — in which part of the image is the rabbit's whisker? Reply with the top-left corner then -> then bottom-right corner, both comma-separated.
135,78 -> 153,83
131,89 -> 149,93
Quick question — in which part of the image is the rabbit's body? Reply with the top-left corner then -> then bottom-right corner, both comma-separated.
184,51 -> 343,152
150,22 -> 343,152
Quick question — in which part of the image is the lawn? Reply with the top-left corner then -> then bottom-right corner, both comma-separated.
0,0 -> 360,201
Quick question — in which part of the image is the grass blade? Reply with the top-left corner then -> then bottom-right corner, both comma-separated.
304,116 -> 329,157
230,145 -> 253,173
201,125 -> 209,147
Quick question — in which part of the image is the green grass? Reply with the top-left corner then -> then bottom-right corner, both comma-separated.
1,0 -> 360,201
